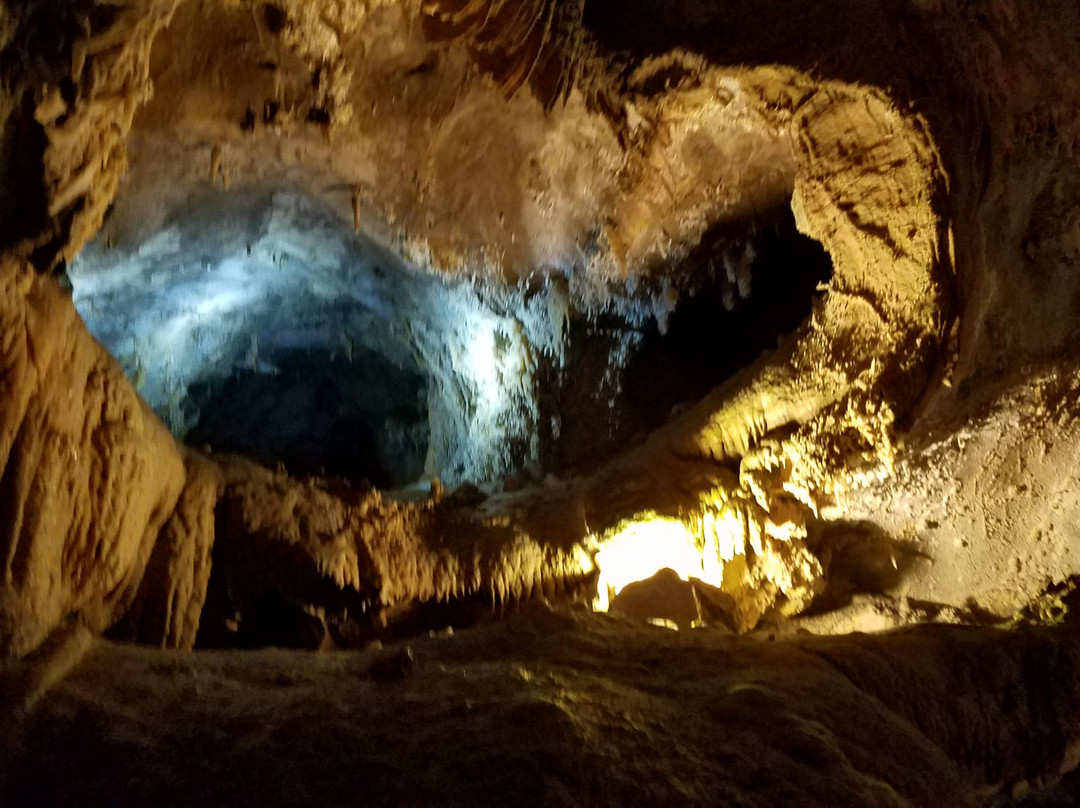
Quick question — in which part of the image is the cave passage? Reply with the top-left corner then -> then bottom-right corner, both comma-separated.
70,188 -> 443,488
68,190 -> 833,649
70,189 -> 831,494
538,205 -> 833,476
184,343 -> 429,489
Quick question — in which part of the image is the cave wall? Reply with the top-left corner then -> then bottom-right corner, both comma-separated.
0,257 -> 185,657
68,186 -> 567,487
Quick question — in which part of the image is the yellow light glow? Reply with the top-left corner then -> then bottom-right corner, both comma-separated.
591,513 -> 732,612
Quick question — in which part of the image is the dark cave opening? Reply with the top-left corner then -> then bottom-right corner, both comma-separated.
538,204 -> 833,476
68,189 -> 449,490
69,188 -> 831,501
184,347 -> 429,489
189,202 -> 833,652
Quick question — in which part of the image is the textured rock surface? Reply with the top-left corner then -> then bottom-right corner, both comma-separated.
0,0 -> 1075,644
4,610 -> 1080,806
112,449 -> 221,649
2,0 -> 1080,802
0,258 -> 184,658
35,0 -> 956,631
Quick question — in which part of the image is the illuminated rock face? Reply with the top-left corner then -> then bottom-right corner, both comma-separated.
12,0 -> 950,644
71,186 -> 832,487
0,261 -> 185,658
0,0 -> 1064,640
0,1 -> 1013,647
5,0 -> 1080,799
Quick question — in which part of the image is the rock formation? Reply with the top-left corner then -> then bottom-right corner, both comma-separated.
2,0 -> 1080,804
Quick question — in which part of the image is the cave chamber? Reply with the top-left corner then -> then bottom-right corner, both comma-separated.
4,0 -> 1080,806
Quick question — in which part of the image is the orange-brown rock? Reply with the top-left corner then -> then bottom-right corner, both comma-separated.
112,449 -> 222,649
0,260 -> 185,657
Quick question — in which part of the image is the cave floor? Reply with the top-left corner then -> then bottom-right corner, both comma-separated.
3,606 -> 1079,808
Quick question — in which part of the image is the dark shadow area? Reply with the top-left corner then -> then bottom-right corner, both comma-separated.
195,514 -> 372,650
194,483 -> 600,651
186,348 -> 429,489
0,92 -> 49,256
539,204 -> 832,475
807,519 -> 931,615
581,0 -> 941,102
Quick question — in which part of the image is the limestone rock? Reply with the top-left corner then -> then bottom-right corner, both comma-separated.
0,260 -> 185,657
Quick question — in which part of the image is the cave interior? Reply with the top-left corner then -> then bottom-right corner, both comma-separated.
4,0 -> 1080,806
